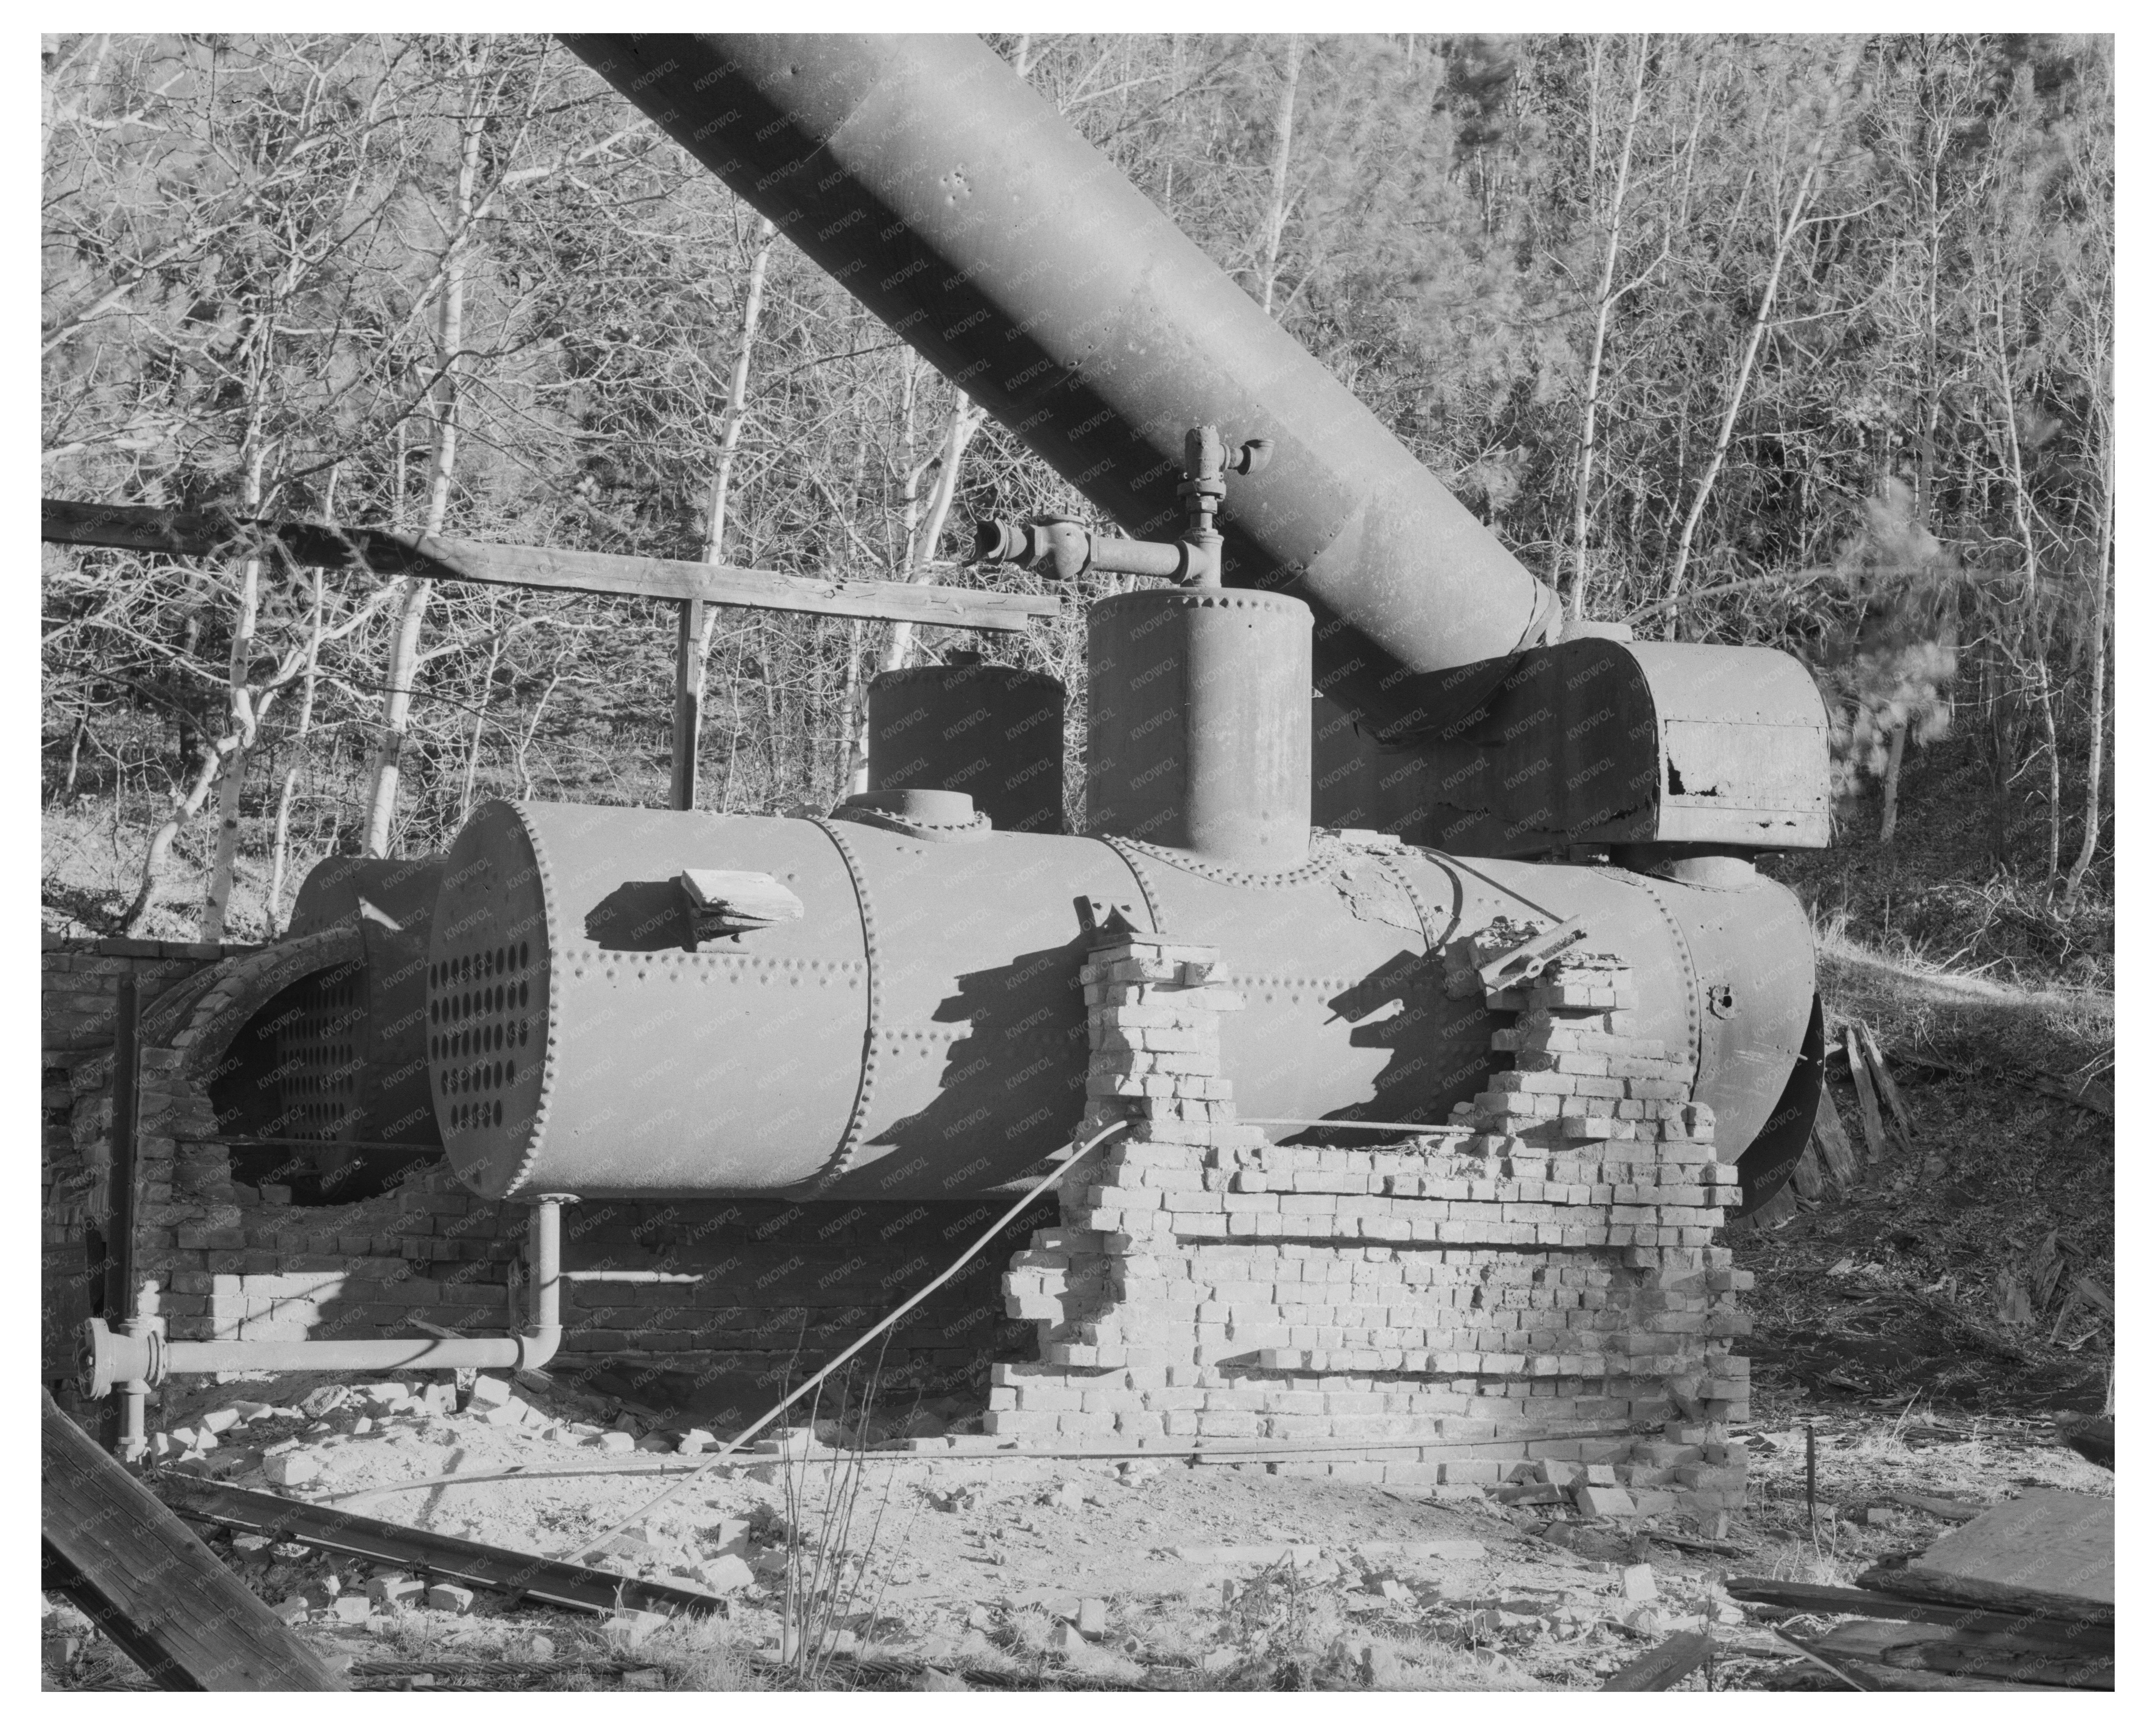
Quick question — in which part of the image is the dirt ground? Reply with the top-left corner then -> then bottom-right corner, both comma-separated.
41,1336 -> 2113,1693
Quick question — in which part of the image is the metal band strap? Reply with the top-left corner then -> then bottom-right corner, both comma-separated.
807,817 -> 882,1187
1099,835 -> 1169,936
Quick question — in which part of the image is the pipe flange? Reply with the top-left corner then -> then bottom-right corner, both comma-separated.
831,788 -> 993,845
831,805 -> 993,844
78,1316 -> 162,1398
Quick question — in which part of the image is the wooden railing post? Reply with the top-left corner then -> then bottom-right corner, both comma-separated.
670,597 -> 704,812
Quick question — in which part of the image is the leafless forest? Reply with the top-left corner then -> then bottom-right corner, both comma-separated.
40,33 -> 2112,975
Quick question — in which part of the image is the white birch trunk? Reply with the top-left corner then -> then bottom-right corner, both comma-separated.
684,214 -> 779,807
1662,71 -> 1845,635
1569,37 -> 1649,620
2062,433 -> 2112,906
361,67 -> 486,857
1258,35 -> 1304,318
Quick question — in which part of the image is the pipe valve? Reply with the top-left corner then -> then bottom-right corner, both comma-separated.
971,425 -> 1274,589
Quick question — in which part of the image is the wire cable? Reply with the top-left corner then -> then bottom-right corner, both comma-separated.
551,1120 -> 1129,1563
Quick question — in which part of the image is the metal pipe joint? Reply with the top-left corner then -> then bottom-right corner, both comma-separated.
973,424 -> 1273,590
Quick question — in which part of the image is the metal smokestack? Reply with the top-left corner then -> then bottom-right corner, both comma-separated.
563,34 -> 1562,729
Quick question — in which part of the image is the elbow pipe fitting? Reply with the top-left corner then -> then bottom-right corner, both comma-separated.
972,517 -> 1191,583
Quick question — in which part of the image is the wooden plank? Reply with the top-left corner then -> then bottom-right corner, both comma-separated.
167,1476 -> 723,1619
41,1390 -> 347,1690
1816,1621 -> 2111,1691
425,533 -> 1058,629
1782,1632 -> 2079,1693
1863,1488 -> 2112,1621
1810,1091 -> 1859,1186
1788,1141 -> 1824,1199
1857,1021 -> 1918,1147
1601,1629 -> 1714,1690
1722,1576 -> 2110,1651
42,498 -> 1059,632
1844,1026 -> 1889,1162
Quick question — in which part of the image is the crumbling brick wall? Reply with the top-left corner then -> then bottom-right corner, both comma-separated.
42,934 -> 1045,1428
995,925 -> 1753,1517
41,934 -> 253,1380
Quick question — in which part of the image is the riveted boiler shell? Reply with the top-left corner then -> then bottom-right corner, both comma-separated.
428,803 -> 1813,1202
428,800 -> 1140,1202
1124,847 -> 1709,1137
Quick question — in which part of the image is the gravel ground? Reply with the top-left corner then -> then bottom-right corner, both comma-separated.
41,1354 -> 2112,1692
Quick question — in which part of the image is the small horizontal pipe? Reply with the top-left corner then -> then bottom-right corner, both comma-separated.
222,1136 -> 436,1155
164,1335 -> 544,1376
560,1271 -> 706,1285
81,1200 -> 564,1398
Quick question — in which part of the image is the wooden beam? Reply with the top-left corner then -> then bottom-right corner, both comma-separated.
167,1475 -> 724,1619
42,498 -> 1059,633
1723,1576 -> 2110,1651
41,1390 -> 348,1690
1844,1026 -> 1889,1163
1810,1093 -> 1859,1186
1601,1629 -> 1715,1691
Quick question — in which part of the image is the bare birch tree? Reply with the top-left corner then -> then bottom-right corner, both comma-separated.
1662,51 -> 1852,636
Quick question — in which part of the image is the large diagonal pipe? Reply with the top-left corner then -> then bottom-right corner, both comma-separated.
564,34 -> 1562,729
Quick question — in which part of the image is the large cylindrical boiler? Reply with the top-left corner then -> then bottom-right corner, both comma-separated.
425,799 -> 1815,1204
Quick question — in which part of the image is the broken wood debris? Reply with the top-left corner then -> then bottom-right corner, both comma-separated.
41,1391 -> 348,1691
1844,1026 -> 1891,1163
1600,1629 -> 1715,1691
1731,1487 -> 2114,1693
1855,1021 -> 1917,1145
1856,1487 -> 2111,1622
1809,1091 -> 1860,1187
1723,1577 -> 2110,1653
165,1475 -> 724,1620
1813,1619 -> 2110,1690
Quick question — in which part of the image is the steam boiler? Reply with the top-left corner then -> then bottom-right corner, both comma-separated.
397,33 -> 1828,1217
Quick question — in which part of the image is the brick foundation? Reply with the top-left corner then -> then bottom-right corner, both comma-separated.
46,920 -> 1755,1509
992,922 -> 1753,1515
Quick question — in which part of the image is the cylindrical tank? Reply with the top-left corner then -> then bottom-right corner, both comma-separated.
286,854 -> 445,938
866,663 -> 1065,834
425,800 -> 1814,1204
561,34 -> 1561,730
1086,589 -> 1312,863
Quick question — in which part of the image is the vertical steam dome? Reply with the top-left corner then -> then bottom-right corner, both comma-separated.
1086,589 -> 1312,862
866,663 -> 1066,833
